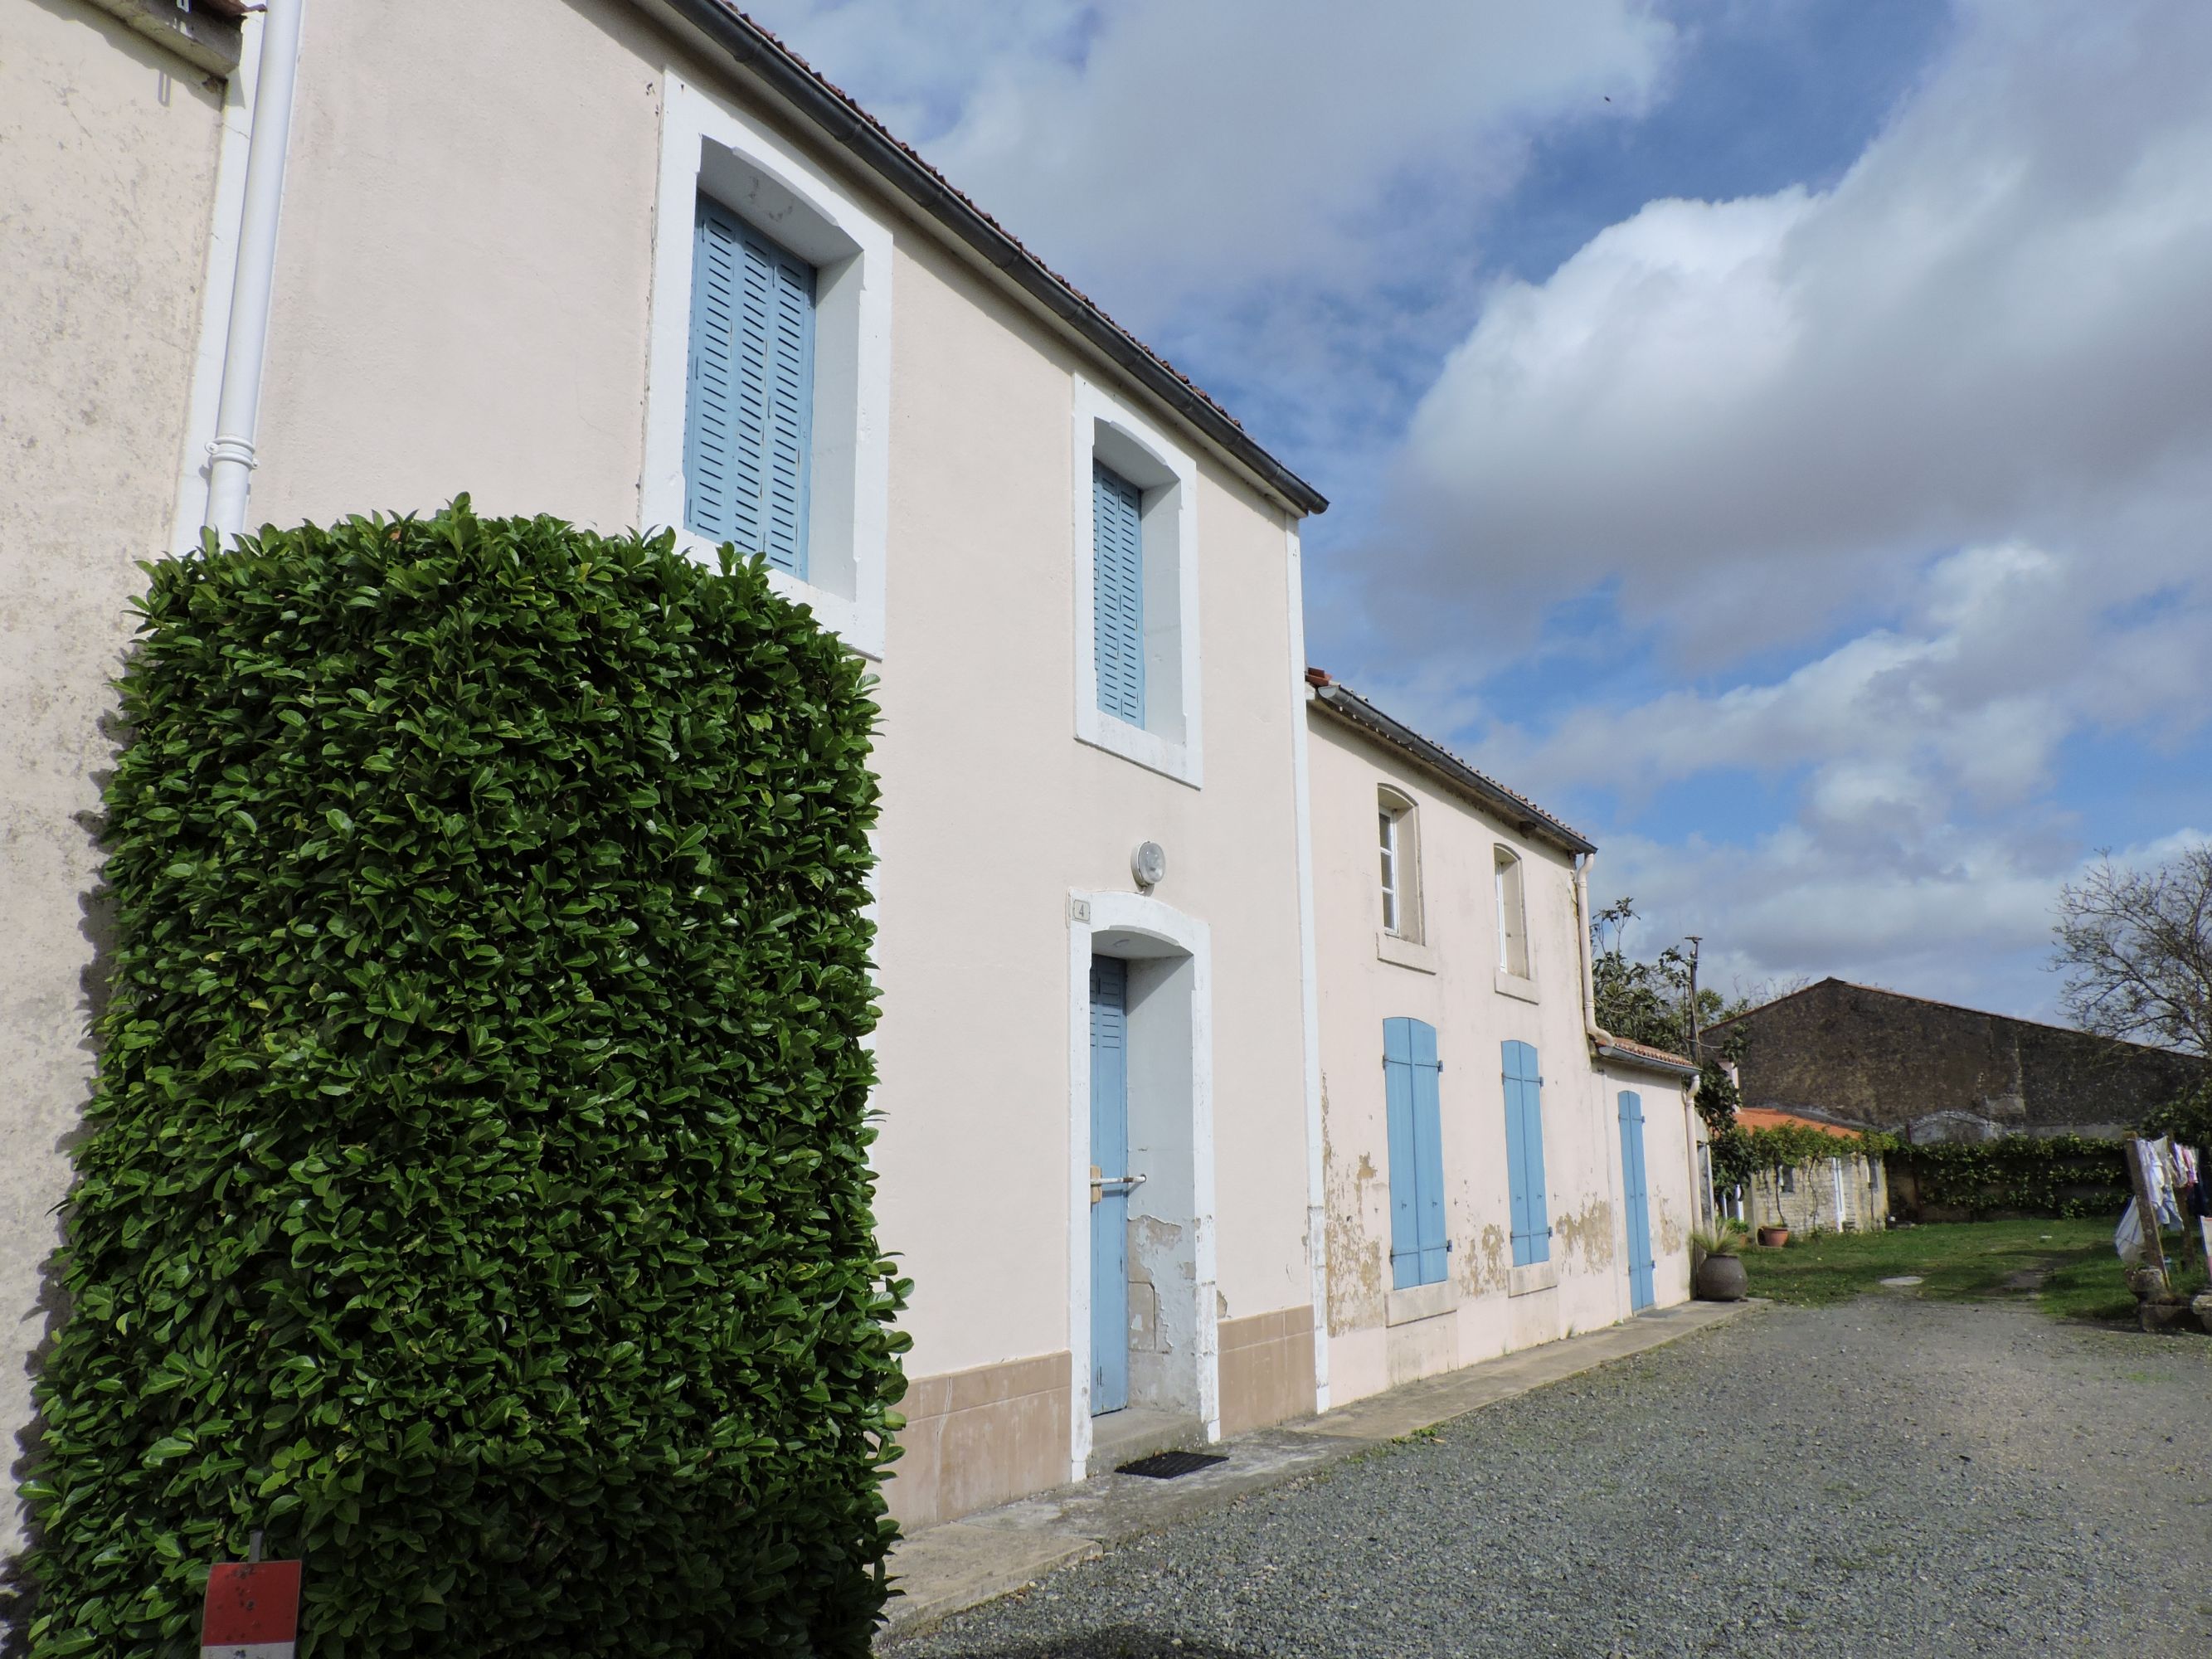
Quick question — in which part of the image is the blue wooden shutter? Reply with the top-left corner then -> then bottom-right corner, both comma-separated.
1408,1019 -> 1448,1286
1092,463 -> 1145,725
1503,1041 -> 1549,1267
684,197 -> 815,576
1385,1018 -> 1447,1288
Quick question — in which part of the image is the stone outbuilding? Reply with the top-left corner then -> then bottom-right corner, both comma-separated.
1706,979 -> 2205,1144
1731,1108 -> 1886,1234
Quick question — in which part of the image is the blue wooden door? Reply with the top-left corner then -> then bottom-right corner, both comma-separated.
1618,1090 -> 1655,1311
1090,957 -> 1130,1414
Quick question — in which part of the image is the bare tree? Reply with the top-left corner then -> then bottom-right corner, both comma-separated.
2053,844 -> 2212,1056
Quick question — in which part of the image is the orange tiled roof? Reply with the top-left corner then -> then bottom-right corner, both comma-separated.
1738,1107 -> 1861,1140
1602,1034 -> 1695,1071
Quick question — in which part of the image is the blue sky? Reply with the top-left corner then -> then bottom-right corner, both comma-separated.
746,0 -> 2212,1019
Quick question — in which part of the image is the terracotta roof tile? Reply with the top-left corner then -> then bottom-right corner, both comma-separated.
1738,1107 -> 1862,1140
1601,1034 -> 1696,1071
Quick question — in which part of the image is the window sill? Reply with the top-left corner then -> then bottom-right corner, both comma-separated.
1385,1279 -> 1455,1326
669,527 -> 883,662
1494,970 -> 1539,1004
1507,1260 -> 1558,1298
1075,705 -> 1202,789
1377,932 -> 1437,975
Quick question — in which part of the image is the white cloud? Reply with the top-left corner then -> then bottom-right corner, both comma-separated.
1383,0 -> 2212,659
1338,0 -> 2212,1019
743,0 -> 1675,326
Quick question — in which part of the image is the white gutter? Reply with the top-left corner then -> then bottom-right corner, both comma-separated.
1284,522 -> 1330,1413
202,0 -> 305,542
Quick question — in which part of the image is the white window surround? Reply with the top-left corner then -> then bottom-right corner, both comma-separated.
1494,969 -> 1539,1003
1071,377 -> 1202,788
1495,845 -> 1530,979
1508,1261 -> 1558,1298
644,71 -> 892,659
1384,1279 -> 1454,1326
1063,889 -> 1218,1477
1378,932 -> 1437,974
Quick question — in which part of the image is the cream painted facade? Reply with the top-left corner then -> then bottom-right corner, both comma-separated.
1306,684 -> 1701,1407
0,0 -> 234,1555
2,0 -> 1329,1541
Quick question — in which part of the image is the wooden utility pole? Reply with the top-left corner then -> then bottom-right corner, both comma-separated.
1685,936 -> 1703,1066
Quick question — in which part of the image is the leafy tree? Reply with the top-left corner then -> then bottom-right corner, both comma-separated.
2054,844 -> 2212,1056
2141,1076 -> 2212,1150
1589,898 -> 1739,1055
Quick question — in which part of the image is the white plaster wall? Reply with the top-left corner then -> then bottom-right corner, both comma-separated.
246,0 -> 660,534
1,0 -> 226,1552
1600,1063 -> 1699,1311
868,229 -> 1310,1380
226,1 -> 1315,1397
1310,710 -> 1676,1407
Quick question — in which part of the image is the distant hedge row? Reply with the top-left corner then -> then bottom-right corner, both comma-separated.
1886,1136 -> 2130,1220
25,504 -> 907,1657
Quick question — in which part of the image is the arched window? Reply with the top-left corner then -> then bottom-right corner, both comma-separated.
1494,846 -> 1529,977
1378,788 -> 1421,940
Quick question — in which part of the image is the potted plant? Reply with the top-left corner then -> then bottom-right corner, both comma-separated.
1690,1220 -> 1751,1301
1757,1223 -> 1791,1248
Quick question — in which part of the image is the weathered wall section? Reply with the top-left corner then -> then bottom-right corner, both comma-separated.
1713,980 -> 2205,1142
1307,706 -> 1696,1409
0,0 -> 224,1554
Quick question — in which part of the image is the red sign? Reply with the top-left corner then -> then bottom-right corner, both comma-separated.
201,1559 -> 301,1659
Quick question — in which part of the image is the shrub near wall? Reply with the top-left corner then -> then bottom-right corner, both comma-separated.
24,504 -> 907,1657
1887,1136 -> 2130,1221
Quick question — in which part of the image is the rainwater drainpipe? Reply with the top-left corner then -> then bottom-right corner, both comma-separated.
1574,851 -> 1612,1046
202,0 -> 304,542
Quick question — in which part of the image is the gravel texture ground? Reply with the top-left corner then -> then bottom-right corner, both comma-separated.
888,1296 -> 2212,1657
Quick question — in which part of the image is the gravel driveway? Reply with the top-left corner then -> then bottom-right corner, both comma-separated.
889,1296 -> 2212,1658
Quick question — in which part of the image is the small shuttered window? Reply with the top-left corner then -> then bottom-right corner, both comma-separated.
1383,1018 -> 1448,1289
684,197 -> 816,576
1501,1039 -> 1550,1266
1093,462 -> 1145,725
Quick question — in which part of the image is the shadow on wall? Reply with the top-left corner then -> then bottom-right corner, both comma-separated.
910,1636 -> 1263,1658
1,720 -> 126,1647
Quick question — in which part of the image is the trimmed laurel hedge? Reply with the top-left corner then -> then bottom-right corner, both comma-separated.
1886,1135 -> 2130,1220
25,504 -> 907,1657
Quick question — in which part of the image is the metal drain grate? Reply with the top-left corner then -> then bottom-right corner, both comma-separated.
1116,1450 -> 1228,1481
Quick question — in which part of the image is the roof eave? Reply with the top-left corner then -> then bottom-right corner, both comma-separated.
1310,684 -> 1596,856
1592,1040 -> 1699,1079
639,0 -> 1330,518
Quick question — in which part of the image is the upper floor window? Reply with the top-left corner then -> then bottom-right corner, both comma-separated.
644,74 -> 892,658
1093,461 -> 1145,725
1495,846 -> 1529,978
1072,378 -> 1202,787
684,200 -> 817,576
1378,787 -> 1422,939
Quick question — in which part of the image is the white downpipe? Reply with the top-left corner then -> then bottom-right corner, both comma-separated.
1575,851 -> 1612,1044
202,0 -> 305,542
1284,519 -> 1330,1413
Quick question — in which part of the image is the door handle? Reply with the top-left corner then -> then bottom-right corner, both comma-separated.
1089,1168 -> 1148,1204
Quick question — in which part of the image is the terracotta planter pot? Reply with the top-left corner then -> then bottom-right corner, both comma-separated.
1694,1253 -> 1748,1301
1757,1225 -> 1790,1248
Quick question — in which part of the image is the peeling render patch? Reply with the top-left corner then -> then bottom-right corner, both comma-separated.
1321,1073 -> 1387,1335
1552,1198 -> 1616,1272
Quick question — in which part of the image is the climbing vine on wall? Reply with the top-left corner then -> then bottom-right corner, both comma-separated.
1887,1136 -> 2130,1220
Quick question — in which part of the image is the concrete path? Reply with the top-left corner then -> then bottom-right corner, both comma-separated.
879,1297 -> 1757,1644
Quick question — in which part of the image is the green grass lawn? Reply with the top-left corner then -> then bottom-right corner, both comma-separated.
1737,1217 -> 2210,1324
